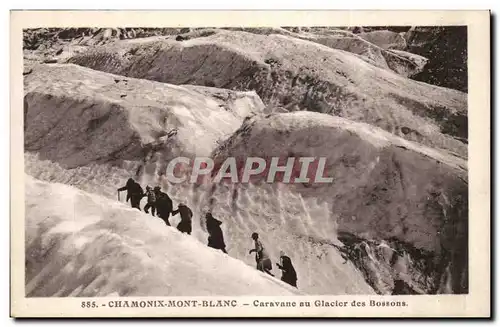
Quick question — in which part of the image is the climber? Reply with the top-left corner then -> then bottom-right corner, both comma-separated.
154,186 -> 173,226
276,251 -> 298,288
117,178 -> 144,210
249,232 -> 274,276
172,203 -> 193,235
143,186 -> 156,217
205,212 -> 227,254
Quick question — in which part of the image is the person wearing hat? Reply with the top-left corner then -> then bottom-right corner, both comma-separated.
143,185 -> 157,216
276,250 -> 298,288
172,202 -> 193,235
249,232 -> 274,276
153,186 -> 173,226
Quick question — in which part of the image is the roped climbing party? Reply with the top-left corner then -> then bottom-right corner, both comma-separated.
117,177 -> 299,289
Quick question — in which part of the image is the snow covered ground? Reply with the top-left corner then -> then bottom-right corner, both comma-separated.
25,153 -> 376,295
25,175 -> 302,297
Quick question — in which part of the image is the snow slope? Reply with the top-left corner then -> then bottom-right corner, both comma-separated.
25,111 -> 467,295
23,107 -> 467,295
405,26 -> 468,92
25,63 -> 363,295
208,112 -> 468,294
25,175 -> 301,297
289,29 -> 427,78
67,29 -> 467,157
22,28 -> 469,297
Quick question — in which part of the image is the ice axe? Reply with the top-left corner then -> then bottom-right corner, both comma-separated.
117,191 -> 120,202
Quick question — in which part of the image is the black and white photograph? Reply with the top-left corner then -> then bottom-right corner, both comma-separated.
11,10 -> 490,318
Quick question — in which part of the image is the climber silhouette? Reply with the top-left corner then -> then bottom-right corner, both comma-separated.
205,212 -> 227,254
143,186 -> 156,216
154,186 -> 173,226
117,178 -> 144,210
277,251 -> 298,288
172,203 -> 193,235
249,232 -> 274,276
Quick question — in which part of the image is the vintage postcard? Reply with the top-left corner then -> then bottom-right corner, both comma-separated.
10,10 -> 490,318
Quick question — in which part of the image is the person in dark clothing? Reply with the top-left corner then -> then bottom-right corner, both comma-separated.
143,186 -> 156,216
249,232 -> 274,276
153,186 -> 173,226
172,203 -> 193,235
277,251 -> 298,288
117,178 -> 144,210
205,212 -> 227,254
